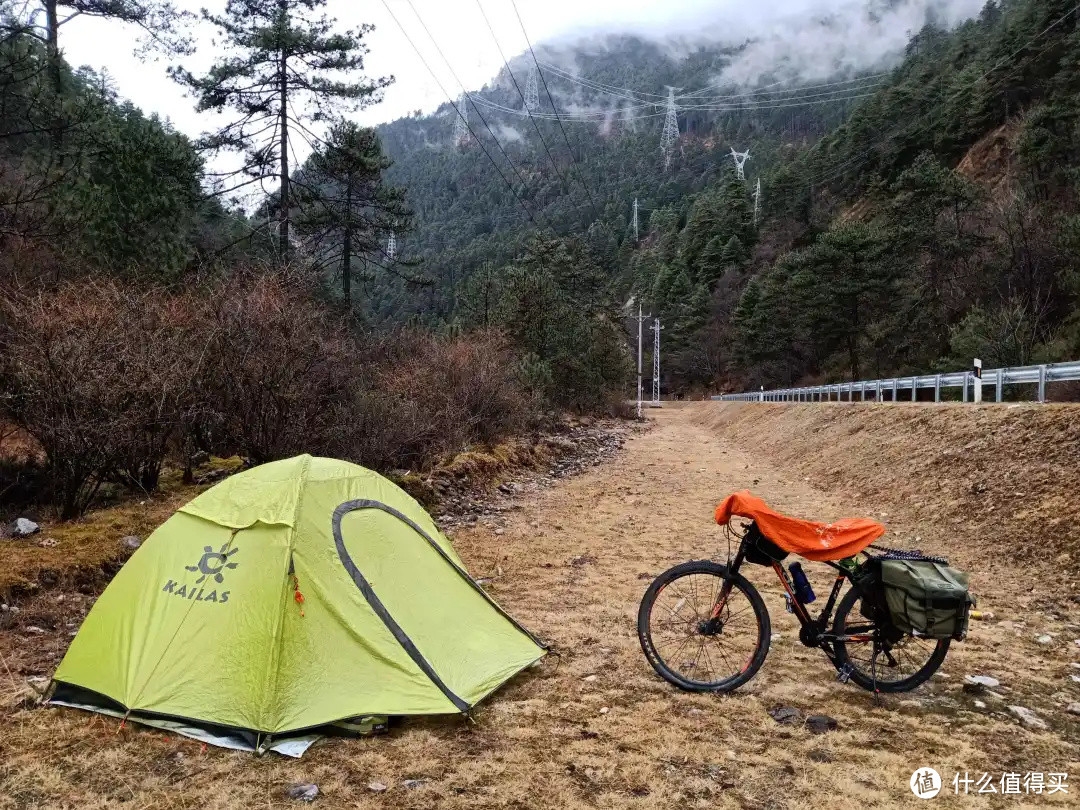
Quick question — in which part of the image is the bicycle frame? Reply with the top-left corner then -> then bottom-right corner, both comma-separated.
709,532 -> 875,662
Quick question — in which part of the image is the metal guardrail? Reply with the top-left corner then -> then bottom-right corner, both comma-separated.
712,361 -> 1080,403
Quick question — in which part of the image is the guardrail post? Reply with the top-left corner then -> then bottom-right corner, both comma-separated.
962,372 -> 969,403
934,374 -> 941,402
911,377 -> 917,402
1038,364 -> 1047,403
996,368 -> 1003,403
860,381 -> 866,401
891,379 -> 898,401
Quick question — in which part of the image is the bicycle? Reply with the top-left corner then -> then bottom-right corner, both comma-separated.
638,519 -> 953,694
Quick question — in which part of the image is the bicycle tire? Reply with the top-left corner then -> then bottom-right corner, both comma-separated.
831,586 -> 950,693
637,560 -> 771,693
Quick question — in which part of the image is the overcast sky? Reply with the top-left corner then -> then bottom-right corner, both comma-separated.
57,0 -> 986,140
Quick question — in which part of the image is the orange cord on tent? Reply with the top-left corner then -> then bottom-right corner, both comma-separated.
292,574 -> 305,617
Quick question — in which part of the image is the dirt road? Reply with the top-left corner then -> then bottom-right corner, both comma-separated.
2,404 -> 1077,809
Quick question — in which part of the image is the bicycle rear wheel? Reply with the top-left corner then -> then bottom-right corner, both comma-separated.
637,560 -> 770,693
831,586 -> 949,692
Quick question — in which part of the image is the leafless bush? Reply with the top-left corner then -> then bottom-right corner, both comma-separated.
362,328 -> 536,468
0,280 -> 204,516
0,270 -> 540,517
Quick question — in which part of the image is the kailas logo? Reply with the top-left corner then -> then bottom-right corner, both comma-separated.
160,544 -> 238,604
185,544 -> 239,583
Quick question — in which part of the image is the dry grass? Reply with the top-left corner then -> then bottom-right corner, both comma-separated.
0,404 -> 1077,809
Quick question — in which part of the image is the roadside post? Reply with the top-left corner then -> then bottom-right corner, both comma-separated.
973,358 -> 982,403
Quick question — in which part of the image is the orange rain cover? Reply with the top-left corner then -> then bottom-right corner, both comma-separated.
714,491 -> 885,562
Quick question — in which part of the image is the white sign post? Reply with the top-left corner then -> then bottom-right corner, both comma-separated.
973,358 -> 983,403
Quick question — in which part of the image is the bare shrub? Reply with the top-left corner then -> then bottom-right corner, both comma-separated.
0,280 -> 202,517
0,269 -> 541,516
191,268 -> 367,464
364,328 -> 535,468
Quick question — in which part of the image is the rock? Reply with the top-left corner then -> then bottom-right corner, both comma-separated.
1035,634 -> 1053,644
23,626 -> 45,635
1066,703 -> 1080,716
599,707 -> 609,715
582,674 -> 598,683
771,634 -> 783,642
9,518 -> 39,538
964,675 -> 1000,689
402,779 -> 425,790
767,706 -> 801,725
494,528 -> 504,536
37,537 -> 58,548
1008,705 -> 1048,730
368,782 -> 388,793
285,783 -> 319,802
688,707 -> 706,717
974,700 -> 987,709
805,715 -> 839,734
121,535 -> 141,550
26,676 -> 50,695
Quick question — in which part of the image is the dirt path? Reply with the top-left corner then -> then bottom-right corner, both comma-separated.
2,404 -> 1077,809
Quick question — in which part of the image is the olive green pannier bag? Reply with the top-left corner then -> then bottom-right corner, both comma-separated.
880,559 -> 975,640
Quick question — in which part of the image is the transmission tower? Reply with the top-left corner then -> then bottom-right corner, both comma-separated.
660,86 -> 680,169
453,93 -> 469,146
752,178 -> 761,225
386,231 -> 397,261
651,318 -> 662,405
729,147 -> 750,181
524,65 -> 539,112
631,197 -> 639,241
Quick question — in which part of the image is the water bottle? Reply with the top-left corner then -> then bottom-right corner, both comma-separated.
789,562 -> 816,604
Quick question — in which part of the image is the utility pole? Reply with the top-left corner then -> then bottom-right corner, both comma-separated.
752,177 -> 761,225
524,64 -> 539,112
631,197 -> 639,241
651,317 -> 663,405
630,301 -> 653,418
453,93 -> 469,146
660,86 -> 680,169
730,147 -> 750,181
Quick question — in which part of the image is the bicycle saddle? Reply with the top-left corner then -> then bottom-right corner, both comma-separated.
714,490 -> 885,562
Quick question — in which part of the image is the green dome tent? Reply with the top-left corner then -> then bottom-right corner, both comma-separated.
50,455 -> 546,756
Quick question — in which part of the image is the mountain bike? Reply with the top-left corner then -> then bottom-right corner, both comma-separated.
637,520 -> 952,693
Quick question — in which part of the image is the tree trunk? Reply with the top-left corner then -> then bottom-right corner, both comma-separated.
342,178 -> 352,309
45,0 -> 60,91
277,2 -> 290,262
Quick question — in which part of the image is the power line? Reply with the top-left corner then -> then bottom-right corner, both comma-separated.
404,0 -> 543,224
509,0 -> 599,216
379,0 -> 543,229
473,0 -> 573,198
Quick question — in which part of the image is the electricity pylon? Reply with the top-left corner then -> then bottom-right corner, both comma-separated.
524,65 -> 539,112
386,231 -> 397,261
651,317 -> 662,405
631,197 -> 639,241
453,93 -> 469,146
660,86 -> 680,169
730,147 -> 750,181
752,178 -> 761,225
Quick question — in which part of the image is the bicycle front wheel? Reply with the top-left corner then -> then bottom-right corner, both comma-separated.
831,586 -> 950,693
637,560 -> 770,693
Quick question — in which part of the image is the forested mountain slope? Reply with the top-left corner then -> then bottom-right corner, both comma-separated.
374,0 -> 1080,396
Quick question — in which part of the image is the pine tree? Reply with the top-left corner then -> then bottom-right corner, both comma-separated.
171,0 -> 389,261
296,120 -> 408,310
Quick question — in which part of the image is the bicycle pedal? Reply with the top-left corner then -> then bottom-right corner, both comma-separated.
836,664 -> 854,684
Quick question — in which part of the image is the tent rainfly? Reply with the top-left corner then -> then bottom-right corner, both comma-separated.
50,455 -> 546,756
